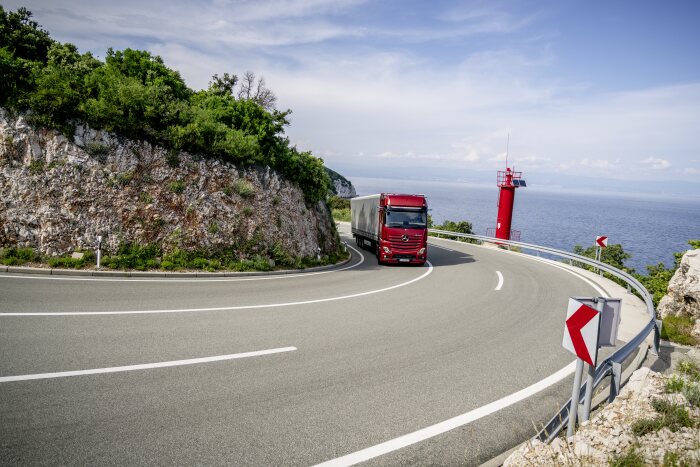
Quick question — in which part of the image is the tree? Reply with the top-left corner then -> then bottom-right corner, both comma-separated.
28,42 -> 100,133
237,71 -> 277,110
0,6 -> 54,62
573,243 -> 633,273
209,73 -> 238,96
439,220 -> 473,234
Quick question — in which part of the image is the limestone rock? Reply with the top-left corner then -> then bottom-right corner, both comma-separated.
326,167 -> 356,199
657,249 -> 700,336
0,109 -> 339,261
504,362 -> 700,467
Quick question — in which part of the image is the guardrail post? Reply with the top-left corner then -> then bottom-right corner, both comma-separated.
652,319 -> 662,356
609,361 -> 622,403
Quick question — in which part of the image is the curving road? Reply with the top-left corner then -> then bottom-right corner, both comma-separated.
0,223 -> 606,466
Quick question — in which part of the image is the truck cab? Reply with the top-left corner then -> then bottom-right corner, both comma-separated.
351,193 -> 428,265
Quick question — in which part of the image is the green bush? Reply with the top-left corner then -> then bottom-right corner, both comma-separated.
168,180 -> 185,194
0,247 -> 40,265
332,208 -> 350,222
116,172 -> 133,186
102,242 -> 161,270
85,141 -> 110,158
28,160 -> 44,173
139,192 -> 153,203
233,179 -> 255,198
327,196 -> 350,210
47,254 -> 91,269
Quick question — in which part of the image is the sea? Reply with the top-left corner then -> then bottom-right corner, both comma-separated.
349,177 -> 700,273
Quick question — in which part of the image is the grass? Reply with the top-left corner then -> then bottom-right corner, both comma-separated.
98,242 -> 347,272
139,192 -> 154,204
28,160 -> 44,173
233,179 -> 255,198
608,446 -> 645,467
47,252 -> 95,269
0,247 -> 41,265
631,399 -> 694,437
168,180 -> 185,194
661,315 -> 698,346
677,360 -> 700,381
666,360 -> 700,408
85,141 -> 110,158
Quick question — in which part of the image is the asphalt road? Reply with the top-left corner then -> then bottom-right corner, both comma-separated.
0,224 -> 602,466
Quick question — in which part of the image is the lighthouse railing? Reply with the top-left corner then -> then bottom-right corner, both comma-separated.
428,228 -> 660,443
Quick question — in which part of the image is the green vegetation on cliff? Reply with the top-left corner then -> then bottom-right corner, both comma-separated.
0,6 -> 329,203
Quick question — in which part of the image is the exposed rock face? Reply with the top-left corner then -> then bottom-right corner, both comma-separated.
331,178 -> 356,198
326,167 -> 356,199
504,365 -> 700,466
658,249 -> 700,335
0,109 -> 339,259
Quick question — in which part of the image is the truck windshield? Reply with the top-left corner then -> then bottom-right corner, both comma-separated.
385,208 -> 427,228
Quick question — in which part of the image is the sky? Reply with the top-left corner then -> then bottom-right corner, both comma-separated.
5,0 -> 700,197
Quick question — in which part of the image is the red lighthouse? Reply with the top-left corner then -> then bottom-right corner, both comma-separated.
495,167 -> 526,241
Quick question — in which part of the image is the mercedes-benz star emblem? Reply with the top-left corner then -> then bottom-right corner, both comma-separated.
402,234 -> 408,242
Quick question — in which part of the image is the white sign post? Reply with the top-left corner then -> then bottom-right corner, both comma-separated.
595,236 -> 608,276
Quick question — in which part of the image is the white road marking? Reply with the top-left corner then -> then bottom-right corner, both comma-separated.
429,236 -> 608,297
314,360 -> 577,467
0,243 -> 364,283
495,271 -> 504,291
1,261 -> 433,316
0,346 -> 297,383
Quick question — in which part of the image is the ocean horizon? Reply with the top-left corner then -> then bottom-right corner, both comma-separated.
348,176 -> 700,273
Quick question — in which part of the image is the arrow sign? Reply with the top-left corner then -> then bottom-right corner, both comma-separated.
562,298 -> 600,366
596,236 -> 608,248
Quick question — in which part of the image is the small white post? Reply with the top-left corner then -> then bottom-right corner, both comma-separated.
96,236 -> 102,269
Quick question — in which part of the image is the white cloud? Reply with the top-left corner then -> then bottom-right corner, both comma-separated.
580,158 -> 620,171
4,0 -> 699,191
640,157 -> 671,170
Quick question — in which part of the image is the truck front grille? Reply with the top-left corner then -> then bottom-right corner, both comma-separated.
387,235 -> 422,249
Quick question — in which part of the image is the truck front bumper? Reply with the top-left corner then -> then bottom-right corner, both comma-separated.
379,250 -> 426,265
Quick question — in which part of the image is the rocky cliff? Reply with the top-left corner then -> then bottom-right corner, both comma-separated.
0,109 -> 339,261
326,167 -> 356,198
658,249 -> 700,337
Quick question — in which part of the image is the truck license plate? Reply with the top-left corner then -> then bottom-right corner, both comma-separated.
399,258 -> 409,262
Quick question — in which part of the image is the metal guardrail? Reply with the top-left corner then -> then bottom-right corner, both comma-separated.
428,229 -> 660,442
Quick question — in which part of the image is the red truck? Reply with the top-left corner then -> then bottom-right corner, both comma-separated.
350,193 -> 428,265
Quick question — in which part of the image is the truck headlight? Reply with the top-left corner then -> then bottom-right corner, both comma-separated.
418,247 -> 426,255
383,246 -> 391,254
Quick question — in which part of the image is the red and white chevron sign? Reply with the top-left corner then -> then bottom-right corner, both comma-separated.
562,298 -> 600,366
596,236 -> 608,248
